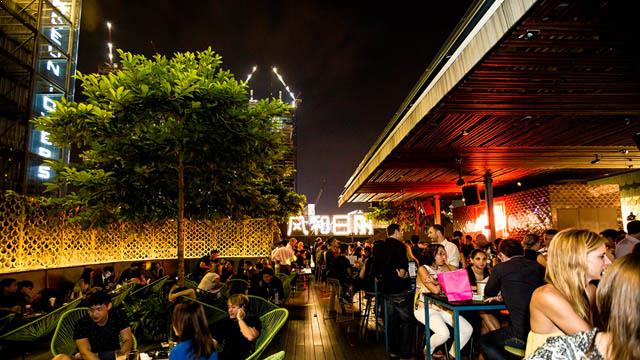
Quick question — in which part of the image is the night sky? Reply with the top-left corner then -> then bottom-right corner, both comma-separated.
77,0 -> 472,214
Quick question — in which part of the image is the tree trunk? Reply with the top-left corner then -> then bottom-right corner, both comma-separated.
177,155 -> 185,286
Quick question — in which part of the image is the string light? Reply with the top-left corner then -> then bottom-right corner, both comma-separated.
106,21 -> 114,67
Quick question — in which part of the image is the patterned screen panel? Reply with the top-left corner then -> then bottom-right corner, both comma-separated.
0,196 -> 277,274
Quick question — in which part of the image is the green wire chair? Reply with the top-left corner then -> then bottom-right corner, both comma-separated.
50,307 -> 137,356
245,308 -> 289,360
0,313 -> 16,333
0,297 -> 82,342
184,278 -> 199,289
129,275 -> 169,298
246,295 -> 278,318
111,284 -> 134,308
179,296 -> 228,325
262,351 -> 285,360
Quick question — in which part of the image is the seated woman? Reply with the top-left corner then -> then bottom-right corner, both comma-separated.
414,244 -> 473,359
465,249 -> 500,334
211,294 -> 261,360
525,229 -> 611,356
527,252 -> 640,359
171,301 -> 218,360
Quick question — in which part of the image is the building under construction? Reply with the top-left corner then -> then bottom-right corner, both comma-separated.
0,0 -> 81,194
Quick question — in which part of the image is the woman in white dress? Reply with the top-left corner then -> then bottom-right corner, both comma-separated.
414,244 -> 473,359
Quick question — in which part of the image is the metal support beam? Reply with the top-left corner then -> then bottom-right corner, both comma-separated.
484,173 -> 496,242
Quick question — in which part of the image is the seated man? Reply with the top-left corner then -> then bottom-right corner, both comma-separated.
480,239 -> 545,360
248,268 -> 284,304
198,268 -> 223,295
53,290 -> 133,360
212,294 -> 261,360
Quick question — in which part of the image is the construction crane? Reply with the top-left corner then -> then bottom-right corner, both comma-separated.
313,179 -> 327,206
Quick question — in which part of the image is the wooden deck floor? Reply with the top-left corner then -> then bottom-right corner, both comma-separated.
263,278 -> 388,360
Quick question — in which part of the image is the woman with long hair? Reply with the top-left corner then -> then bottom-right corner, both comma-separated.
465,249 -> 500,334
525,229 -> 611,356
170,301 -> 218,360
414,244 -> 473,359
527,252 -> 640,359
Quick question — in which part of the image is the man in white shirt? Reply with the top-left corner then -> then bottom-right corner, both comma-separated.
198,268 -> 222,294
617,221 -> 640,258
427,224 -> 460,268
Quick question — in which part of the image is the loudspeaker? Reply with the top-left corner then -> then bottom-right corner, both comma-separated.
462,185 -> 480,205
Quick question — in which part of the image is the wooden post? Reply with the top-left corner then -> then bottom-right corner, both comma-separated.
434,195 -> 441,224
484,173 -> 496,241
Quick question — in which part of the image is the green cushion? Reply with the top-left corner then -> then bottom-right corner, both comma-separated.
504,345 -> 525,357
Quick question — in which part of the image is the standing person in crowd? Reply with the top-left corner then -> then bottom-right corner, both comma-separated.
373,224 -> 413,359
414,244 -> 473,359
212,294 -> 261,360
481,239 -> 545,360
52,290 -> 133,360
0,278 -> 21,314
410,235 -> 422,265
616,220 -> 640,258
465,249 -> 500,334
523,234 -> 547,267
328,243 -> 353,303
427,224 -> 460,268
170,301 -> 218,360
220,260 -> 235,283
525,229 -> 611,356
527,252 -> 640,360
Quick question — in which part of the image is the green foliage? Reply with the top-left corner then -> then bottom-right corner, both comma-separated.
34,48 -> 305,227
123,292 -> 173,343
366,201 -> 398,223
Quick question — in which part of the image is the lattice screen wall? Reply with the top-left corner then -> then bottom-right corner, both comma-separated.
0,196 -> 277,274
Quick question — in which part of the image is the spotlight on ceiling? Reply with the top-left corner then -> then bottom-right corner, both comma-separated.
590,154 -> 600,165
517,181 -> 522,187
456,177 -> 465,186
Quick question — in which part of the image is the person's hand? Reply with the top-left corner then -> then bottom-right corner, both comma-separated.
115,354 -> 126,360
237,308 -> 246,321
484,294 -> 503,303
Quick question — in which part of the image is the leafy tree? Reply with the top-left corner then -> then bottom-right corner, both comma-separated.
35,48 -> 305,282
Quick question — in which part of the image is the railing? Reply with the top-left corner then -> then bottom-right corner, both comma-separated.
0,196 -> 278,273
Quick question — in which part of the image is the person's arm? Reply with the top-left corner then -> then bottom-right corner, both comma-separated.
75,338 -> 100,360
169,288 -> 196,301
537,253 -> 547,267
530,286 -> 592,334
236,309 -> 260,341
417,266 -> 440,294
483,266 -> 501,298
117,327 -> 133,357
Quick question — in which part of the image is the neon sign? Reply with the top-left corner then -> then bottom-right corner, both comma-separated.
29,0 -> 78,184
287,213 -> 374,236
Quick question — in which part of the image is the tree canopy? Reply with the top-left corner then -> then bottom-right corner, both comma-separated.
35,48 -> 305,227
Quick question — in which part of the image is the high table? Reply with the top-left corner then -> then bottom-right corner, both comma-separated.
423,293 -> 506,360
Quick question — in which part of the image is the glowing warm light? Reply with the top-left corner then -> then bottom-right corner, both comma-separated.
287,213 -> 373,236
107,42 -> 113,51
107,21 -> 112,29
461,202 -> 508,238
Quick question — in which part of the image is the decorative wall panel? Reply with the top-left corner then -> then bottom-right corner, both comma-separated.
453,184 -> 621,240
0,196 -> 277,274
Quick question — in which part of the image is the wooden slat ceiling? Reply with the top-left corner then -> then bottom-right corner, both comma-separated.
342,0 -> 640,204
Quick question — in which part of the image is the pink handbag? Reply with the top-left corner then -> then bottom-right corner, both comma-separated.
437,269 -> 473,301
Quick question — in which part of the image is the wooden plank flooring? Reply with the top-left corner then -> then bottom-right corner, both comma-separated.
262,278 -> 388,360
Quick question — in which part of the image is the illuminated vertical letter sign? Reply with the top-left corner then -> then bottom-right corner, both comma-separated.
287,216 -> 308,236
352,214 -> 373,235
310,215 -> 331,235
332,215 -> 351,235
